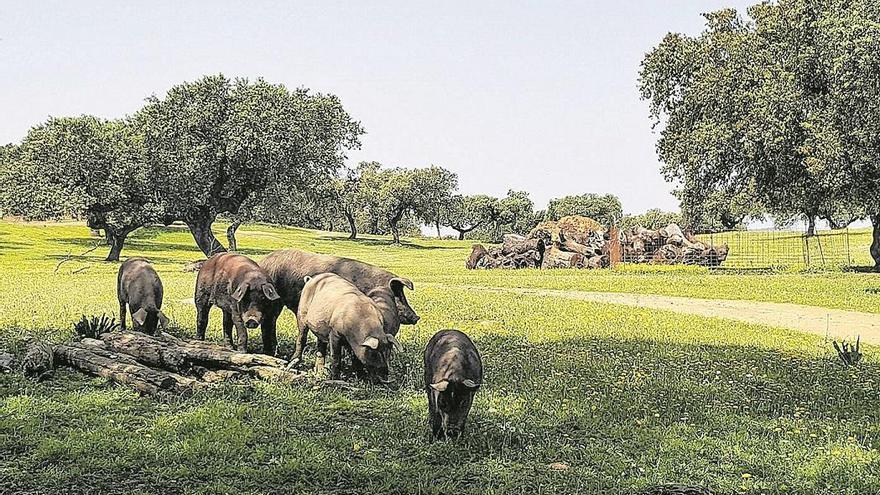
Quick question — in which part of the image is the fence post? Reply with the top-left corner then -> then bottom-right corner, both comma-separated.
803,234 -> 810,267
845,228 -> 852,267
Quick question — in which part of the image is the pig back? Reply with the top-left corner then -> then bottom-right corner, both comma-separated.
197,253 -> 272,301
298,273 -> 384,337
424,329 -> 483,385
260,249 -> 405,310
118,258 -> 163,307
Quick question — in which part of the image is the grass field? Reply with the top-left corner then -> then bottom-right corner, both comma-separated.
2,220 -> 880,494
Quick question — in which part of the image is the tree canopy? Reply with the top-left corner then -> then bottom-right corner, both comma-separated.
136,74 -> 364,255
640,0 -> 880,266
0,116 -> 158,260
442,194 -> 498,240
546,193 -> 623,226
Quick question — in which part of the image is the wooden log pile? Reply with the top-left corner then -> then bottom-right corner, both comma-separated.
622,224 -> 729,266
466,216 -> 730,269
467,215 -> 610,269
51,330 -> 305,396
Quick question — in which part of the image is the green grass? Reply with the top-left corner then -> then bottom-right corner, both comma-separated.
1,220 -> 880,494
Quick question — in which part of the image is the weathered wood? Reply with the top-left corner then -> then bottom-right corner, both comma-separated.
22,340 -> 54,380
541,246 -> 585,269
102,331 -> 288,369
501,235 -> 544,257
247,366 -> 307,383
54,344 -> 182,395
466,244 -> 489,269
100,331 -> 186,370
557,235 -> 596,257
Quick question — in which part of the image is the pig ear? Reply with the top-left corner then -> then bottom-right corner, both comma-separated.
132,308 -> 147,326
386,334 -> 403,353
390,277 -> 414,291
231,283 -> 249,302
157,311 -> 170,328
262,283 -> 280,301
362,336 -> 380,350
430,380 -> 449,392
462,379 -> 480,389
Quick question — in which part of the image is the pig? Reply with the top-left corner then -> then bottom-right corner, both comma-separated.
194,253 -> 281,353
297,273 -> 402,382
423,329 -> 483,441
117,258 -> 169,334
258,249 -> 419,363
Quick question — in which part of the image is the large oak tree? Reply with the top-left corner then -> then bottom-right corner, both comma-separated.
640,1 -> 880,266
136,74 -> 363,256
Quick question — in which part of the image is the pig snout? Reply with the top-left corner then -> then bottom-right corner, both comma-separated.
242,308 -> 263,328
397,304 -> 420,325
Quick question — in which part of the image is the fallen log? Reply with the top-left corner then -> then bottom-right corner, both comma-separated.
541,246 -> 586,269
101,331 -> 186,371
104,331 -> 289,369
54,343 -> 188,395
501,234 -> 545,257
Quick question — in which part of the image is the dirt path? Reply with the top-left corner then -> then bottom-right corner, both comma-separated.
478,287 -> 880,344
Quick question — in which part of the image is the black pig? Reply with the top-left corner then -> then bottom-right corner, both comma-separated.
194,253 -> 281,353
117,258 -> 169,334
423,329 -> 483,440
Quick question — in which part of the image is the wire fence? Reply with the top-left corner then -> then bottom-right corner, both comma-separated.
695,227 -> 874,269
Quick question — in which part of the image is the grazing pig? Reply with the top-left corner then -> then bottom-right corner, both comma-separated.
423,329 -> 483,440
297,273 -> 402,381
117,258 -> 169,334
259,249 -> 419,363
194,253 -> 281,354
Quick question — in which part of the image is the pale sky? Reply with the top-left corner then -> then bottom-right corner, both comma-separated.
0,0 -> 755,215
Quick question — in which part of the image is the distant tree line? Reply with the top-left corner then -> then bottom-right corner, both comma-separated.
0,74 -> 658,261
640,0 -> 880,266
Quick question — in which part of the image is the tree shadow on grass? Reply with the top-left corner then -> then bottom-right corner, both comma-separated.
315,234 -> 458,250
3,332 -> 880,494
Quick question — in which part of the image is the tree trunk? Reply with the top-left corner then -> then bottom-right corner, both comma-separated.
390,222 -> 401,244
806,215 -> 817,237
458,230 -> 465,240
186,214 -> 226,256
345,212 -> 357,240
226,221 -> 241,252
871,214 -> 880,270
436,218 -> 442,238
105,227 -> 134,262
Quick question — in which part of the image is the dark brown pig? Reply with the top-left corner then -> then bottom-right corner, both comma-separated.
194,253 -> 281,353
259,249 -> 419,363
117,258 -> 169,334
297,273 -> 402,381
424,329 -> 483,440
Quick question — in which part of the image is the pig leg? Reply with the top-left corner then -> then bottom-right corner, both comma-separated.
119,300 -> 127,330
328,333 -> 343,381
314,339 -> 328,375
260,304 -> 280,356
195,298 -> 210,340
428,391 -> 443,441
292,316 -> 309,365
231,313 -> 249,352
222,310 -> 234,347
